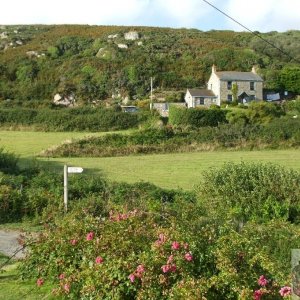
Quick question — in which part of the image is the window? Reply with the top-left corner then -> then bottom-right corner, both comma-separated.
200,97 -> 205,105
227,94 -> 232,102
227,81 -> 232,90
250,82 -> 255,90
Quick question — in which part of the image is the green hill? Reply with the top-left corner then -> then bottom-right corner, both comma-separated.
0,25 -> 299,107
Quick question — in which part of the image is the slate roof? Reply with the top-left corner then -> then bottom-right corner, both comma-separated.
216,71 -> 263,82
188,89 -> 216,97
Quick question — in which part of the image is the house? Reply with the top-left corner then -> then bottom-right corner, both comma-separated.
207,65 -> 263,105
184,89 -> 217,108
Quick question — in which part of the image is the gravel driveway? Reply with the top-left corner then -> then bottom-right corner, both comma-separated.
0,230 -> 26,259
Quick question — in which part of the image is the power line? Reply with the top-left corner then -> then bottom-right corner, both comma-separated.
202,0 -> 300,64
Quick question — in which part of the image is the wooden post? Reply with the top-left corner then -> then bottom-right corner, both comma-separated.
64,164 -> 68,213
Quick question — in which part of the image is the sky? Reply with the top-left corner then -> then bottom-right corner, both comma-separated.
0,0 -> 299,32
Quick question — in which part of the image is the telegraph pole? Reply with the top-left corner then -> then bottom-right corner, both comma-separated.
150,77 -> 153,110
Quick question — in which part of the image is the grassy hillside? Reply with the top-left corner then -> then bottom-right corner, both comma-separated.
0,25 -> 299,107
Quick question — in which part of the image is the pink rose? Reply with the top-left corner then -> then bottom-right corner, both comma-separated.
170,264 -> 177,272
86,232 -> 94,241
279,286 -> 291,297
136,264 -> 145,274
161,264 -> 176,273
59,273 -> 65,280
171,241 -> 180,250
253,289 -> 264,300
159,233 -> 166,243
161,264 -> 171,273
184,252 -> 193,262
64,283 -> 70,293
36,278 -> 44,286
128,273 -> 135,283
167,255 -> 174,264
70,239 -> 77,245
95,256 -> 104,264
257,275 -> 268,286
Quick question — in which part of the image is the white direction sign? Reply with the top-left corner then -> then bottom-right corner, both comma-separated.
68,167 -> 83,174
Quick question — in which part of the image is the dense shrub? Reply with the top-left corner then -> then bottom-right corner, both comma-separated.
0,148 -> 19,174
0,108 -> 151,131
21,199 -> 298,299
42,118 -> 300,157
169,105 -> 228,127
197,162 -> 300,224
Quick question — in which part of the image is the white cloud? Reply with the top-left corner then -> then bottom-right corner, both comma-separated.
225,0 -> 300,31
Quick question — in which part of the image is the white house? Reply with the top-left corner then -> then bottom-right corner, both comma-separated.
184,88 -> 217,108
207,65 -> 263,105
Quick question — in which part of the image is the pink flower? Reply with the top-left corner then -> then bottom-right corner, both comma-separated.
128,274 -> 135,283
171,241 -> 180,250
258,275 -> 268,286
95,256 -> 104,264
184,252 -> 193,262
64,283 -> 70,293
170,264 -> 177,272
70,239 -> 77,245
159,233 -> 166,243
253,289 -> 264,300
167,255 -> 174,264
279,286 -> 291,297
59,273 -> 65,280
136,264 -> 145,274
161,264 -> 171,273
36,278 -> 44,287
86,232 -> 94,241
161,264 -> 177,273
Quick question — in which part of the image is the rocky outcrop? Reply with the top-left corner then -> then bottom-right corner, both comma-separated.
124,31 -> 139,40
108,34 -> 118,39
0,32 -> 8,39
118,44 -> 128,49
53,93 -> 75,106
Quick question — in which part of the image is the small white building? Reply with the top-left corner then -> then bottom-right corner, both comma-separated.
184,89 -> 217,108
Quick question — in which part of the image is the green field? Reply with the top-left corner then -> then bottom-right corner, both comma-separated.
1,130 -> 300,190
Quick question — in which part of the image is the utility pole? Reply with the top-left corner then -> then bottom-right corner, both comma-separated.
150,77 -> 153,110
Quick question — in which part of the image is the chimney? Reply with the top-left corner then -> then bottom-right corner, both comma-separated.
251,65 -> 257,74
212,64 -> 217,74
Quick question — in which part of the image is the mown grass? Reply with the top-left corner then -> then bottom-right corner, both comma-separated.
0,130 -> 131,157
1,130 -> 300,190
37,149 -> 300,190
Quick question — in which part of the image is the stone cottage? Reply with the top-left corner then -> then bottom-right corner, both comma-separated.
207,65 -> 263,105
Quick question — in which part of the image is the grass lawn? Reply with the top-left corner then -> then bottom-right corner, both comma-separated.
0,130 -> 130,157
0,256 -> 58,300
1,130 -> 300,190
37,149 -> 300,190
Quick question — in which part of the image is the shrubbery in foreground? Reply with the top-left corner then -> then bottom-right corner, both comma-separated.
20,163 -> 300,299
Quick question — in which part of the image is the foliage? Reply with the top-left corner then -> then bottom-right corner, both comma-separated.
0,107 -> 152,131
168,105 -> 228,127
196,162 -> 300,224
41,117 -> 300,157
0,148 -> 19,174
0,25 -> 299,104
20,162 -> 300,299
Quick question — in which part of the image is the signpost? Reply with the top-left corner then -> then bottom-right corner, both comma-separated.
64,165 -> 83,213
